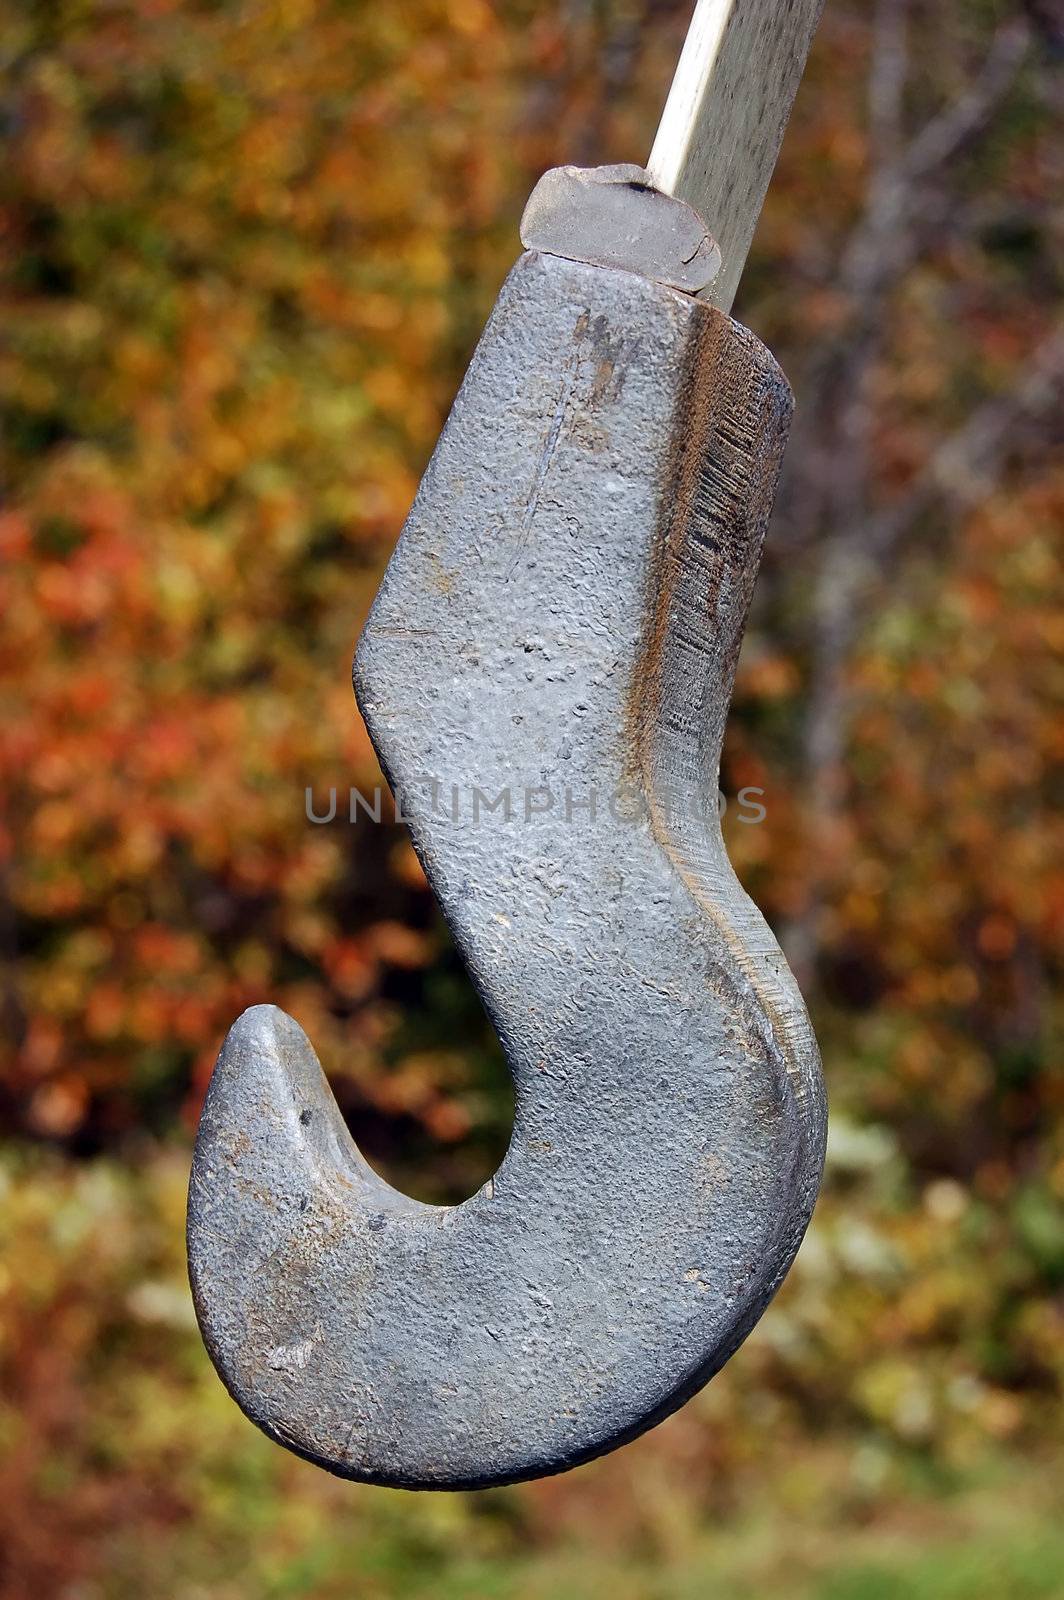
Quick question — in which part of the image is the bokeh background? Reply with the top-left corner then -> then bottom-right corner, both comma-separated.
1,0 -> 1062,1595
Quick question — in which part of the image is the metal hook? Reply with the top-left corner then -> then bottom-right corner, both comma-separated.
187,242 -> 826,1489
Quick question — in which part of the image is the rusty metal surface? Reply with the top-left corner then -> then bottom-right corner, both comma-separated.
187,251 -> 826,1489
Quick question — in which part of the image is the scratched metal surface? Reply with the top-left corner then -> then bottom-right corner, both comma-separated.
187,251 -> 826,1489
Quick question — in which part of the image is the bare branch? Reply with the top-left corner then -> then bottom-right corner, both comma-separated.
830,17 -> 1031,306
904,18 -> 1030,178
868,0 -> 909,172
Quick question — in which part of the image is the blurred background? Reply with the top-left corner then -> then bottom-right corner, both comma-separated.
1,0 -> 1061,1595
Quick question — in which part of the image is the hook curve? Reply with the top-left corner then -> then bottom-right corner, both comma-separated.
188,251 -> 825,1488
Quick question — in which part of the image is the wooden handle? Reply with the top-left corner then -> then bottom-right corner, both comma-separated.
648,0 -> 825,313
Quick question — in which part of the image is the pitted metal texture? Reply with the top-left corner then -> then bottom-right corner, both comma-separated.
187,251 -> 826,1489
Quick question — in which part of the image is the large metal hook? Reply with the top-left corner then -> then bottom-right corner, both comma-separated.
187,239 -> 826,1488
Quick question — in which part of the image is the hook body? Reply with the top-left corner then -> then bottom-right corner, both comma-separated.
188,251 -> 825,1488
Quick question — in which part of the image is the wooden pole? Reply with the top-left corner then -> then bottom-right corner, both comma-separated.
648,0 -> 825,312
